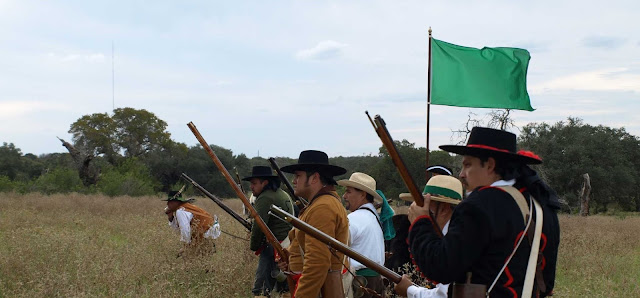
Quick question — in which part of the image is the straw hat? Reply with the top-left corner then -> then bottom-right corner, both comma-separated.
337,172 -> 383,203
398,175 -> 463,205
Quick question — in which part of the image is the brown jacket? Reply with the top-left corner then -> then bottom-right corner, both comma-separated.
288,188 -> 349,297
180,202 -> 213,242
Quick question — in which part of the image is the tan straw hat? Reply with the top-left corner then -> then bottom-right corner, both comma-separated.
337,172 -> 383,203
398,175 -> 463,205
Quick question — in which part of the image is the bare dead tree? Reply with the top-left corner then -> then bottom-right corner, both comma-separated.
487,109 -> 517,131
57,137 -> 99,186
451,111 -> 482,144
579,173 -> 591,216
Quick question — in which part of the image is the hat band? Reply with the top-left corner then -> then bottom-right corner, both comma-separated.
423,185 -> 462,200
467,144 -> 511,153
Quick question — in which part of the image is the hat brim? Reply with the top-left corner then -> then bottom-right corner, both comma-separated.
162,198 -> 195,203
398,193 -> 460,205
281,163 -> 347,177
241,175 -> 279,182
337,180 -> 384,203
439,145 -> 542,165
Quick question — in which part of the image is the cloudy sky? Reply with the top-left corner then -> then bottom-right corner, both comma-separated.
1,0 -> 638,158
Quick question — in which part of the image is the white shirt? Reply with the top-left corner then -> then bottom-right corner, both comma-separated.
347,202 -> 385,271
169,208 -> 221,243
407,220 -> 451,298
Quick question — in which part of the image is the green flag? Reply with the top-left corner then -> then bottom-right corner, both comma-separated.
430,38 -> 534,111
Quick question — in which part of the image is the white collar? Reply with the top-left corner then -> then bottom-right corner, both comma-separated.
491,179 -> 516,187
468,179 -> 516,195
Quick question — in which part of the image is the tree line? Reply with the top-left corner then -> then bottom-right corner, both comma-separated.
1,108 -> 639,213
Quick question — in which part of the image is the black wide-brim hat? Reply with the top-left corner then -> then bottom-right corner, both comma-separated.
440,127 -> 542,165
242,166 -> 279,181
281,150 -> 347,177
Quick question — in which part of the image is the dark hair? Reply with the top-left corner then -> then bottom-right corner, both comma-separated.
259,177 -> 281,192
365,193 -> 374,203
478,155 -> 524,181
353,187 -> 374,203
305,170 -> 337,185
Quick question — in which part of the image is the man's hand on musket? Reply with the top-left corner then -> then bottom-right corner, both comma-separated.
276,248 -> 290,272
408,194 -> 431,223
393,274 -> 413,297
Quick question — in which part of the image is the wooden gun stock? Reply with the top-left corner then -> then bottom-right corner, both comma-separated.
187,122 -> 296,291
366,111 -> 424,206
365,112 -> 443,238
270,205 -> 404,284
268,157 -> 309,208
180,173 -> 251,231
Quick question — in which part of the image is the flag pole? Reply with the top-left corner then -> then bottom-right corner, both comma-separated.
426,27 -> 432,181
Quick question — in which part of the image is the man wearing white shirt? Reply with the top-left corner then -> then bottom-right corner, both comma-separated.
338,172 -> 386,298
395,175 -> 464,298
164,190 -> 221,254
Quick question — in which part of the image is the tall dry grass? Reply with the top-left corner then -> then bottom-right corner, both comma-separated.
0,193 -> 256,297
1,194 -> 639,297
554,214 -> 640,297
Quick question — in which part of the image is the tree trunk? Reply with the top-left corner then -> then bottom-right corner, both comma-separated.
579,173 -> 591,216
57,137 -> 99,186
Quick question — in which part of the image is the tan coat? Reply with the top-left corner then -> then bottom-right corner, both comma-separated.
288,190 -> 349,297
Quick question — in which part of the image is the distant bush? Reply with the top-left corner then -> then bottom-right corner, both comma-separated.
30,168 -> 84,194
0,175 -> 14,192
97,158 -> 158,197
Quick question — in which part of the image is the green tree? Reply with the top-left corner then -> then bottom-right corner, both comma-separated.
68,112 -> 118,164
112,107 -> 172,158
0,143 -> 23,180
519,118 -> 640,212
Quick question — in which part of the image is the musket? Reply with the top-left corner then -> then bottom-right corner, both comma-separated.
181,173 -> 251,231
268,157 -> 309,208
187,122 -> 296,291
365,111 -> 443,237
270,205 -> 406,285
233,167 -> 247,195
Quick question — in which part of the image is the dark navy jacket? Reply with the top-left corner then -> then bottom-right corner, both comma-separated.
408,186 -> 547,298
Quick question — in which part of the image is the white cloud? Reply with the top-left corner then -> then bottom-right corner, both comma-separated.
47,52 -> 106,63
0,100 -> 65,118
295,40 -> 348,60
530,68 -> 640,94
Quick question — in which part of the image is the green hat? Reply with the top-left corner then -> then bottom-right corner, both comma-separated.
398,175 -> 463,205
162,186 -> 192,202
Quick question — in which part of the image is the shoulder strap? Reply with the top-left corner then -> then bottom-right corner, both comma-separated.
522,199 -> 544,298
356,206 -> 383,231
496,186 -> 529,224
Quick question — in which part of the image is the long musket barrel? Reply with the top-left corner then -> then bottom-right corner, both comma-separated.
187,122 -> 296,290
268,157 -> 309,208
270,205 -> 403,284
365,112 -> 443,238
233,167 -> 247,195
181,173 -> 251,231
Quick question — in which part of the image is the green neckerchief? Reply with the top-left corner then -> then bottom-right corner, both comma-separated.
376,190 -> 396,240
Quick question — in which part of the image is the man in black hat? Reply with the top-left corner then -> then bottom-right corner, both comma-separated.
278,150 -> 350,298
243,166 -> 295,298
401,127 -> 559,298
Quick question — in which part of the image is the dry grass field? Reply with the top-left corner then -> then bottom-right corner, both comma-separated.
1,193 -> 639,297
